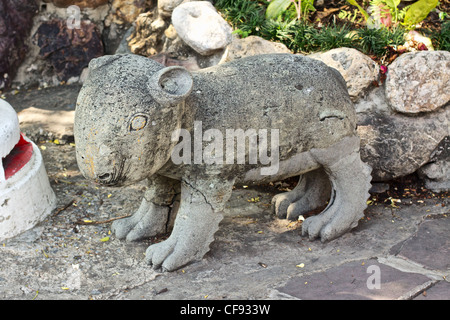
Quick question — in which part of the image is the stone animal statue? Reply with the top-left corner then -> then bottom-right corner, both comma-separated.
74,53 -> 372,271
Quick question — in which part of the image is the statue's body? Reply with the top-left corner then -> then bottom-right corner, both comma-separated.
74,54 -> 372,271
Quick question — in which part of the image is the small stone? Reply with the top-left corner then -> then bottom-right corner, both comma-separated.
220,35 -> 291,63
172,1 -> 232,56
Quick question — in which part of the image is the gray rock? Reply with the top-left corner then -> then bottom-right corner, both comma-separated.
385,51 -> 450,114
309,48 -> 379,102
74,53 -> 372,271
220,35 -> 291,63
158,0 -> 193,17
171,1 -> 232,55
417,136 -> 450,192
355,87 -> 449,181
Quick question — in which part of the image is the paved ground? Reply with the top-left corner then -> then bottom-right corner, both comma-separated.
0,85 -> 448,301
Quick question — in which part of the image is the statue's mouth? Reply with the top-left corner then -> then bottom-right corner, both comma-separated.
96,159 -> 130,186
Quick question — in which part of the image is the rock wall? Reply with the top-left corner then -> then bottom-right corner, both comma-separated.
7,0 -> 152,88
0,0 -> 38,89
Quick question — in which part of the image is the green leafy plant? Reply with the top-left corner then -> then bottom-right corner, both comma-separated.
338,8 -> 365,24
427,20 -> 450,51
368,0 -> 405,28
356,25 -> 405,56
309,23 -> 357,51
215,0 -> 267,37
402,0 -> 439,28
346,0 -> 370,21
348,0 -> 438,29
265,0 -> 315,21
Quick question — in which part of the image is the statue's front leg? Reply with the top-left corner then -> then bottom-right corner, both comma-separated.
145,177 -> 234,271
112,175 -> 180,241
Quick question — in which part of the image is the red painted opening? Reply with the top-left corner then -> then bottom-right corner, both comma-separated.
2,134 -> 33,180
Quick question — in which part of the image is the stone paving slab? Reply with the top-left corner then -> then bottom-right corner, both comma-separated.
277,259 -> 432,300
393,216 -> 450,272
414,281 -> 450,300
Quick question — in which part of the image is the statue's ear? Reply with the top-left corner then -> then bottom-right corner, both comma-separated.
148,66 -> 193,105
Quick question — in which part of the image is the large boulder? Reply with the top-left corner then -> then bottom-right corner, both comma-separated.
355,87 -> 449,182
0,0 -> 38,89
385,51 -> 450,114
171,1 -> 232,56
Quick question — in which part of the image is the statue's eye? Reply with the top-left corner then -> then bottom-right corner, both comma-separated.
129,114 -> 148,132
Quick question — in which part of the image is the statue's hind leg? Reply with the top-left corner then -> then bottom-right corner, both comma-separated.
272,168 -> 331,220
301,136 -> 372,242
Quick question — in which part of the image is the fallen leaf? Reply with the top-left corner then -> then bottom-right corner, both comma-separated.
296,263 -> 305,268
100,236 -> 110,242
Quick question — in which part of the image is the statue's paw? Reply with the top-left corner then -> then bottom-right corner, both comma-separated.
272,193 -> 294,219
111,216 -> 138,240
144,236 -> 198,271
111,203 -> 169,242
302,206 -> 362,242
272,192 -> 322,221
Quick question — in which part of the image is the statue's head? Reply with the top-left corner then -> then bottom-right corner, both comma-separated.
74,54 -> 193,186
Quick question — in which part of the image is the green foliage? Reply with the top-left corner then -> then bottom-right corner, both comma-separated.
214,0 -> 443,62
265,0 -> 291,20
368,0 -> 407,27
265,0 -> 315,21
346,0 -> 370,21
355,26 -> 406,56
261,20 -> 356,53
402,0 -> 439,28
428,20 -> 450,51
309,23 -> 357,52
338,9 -> 364,24
215,0 -> 267,36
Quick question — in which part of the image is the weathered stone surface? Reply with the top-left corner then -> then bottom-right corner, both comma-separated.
355,87 -> 449,181
74,53 -> 371,271
0,0 -> 38,89
33,19 -> 104,82
42,0 -> 108,8
417,136 -> 450,192
385,51 -> 450,114
393,216 -> 450,271
108,0 -> 148,25
220,35 -> 291,64
309,47 -> 379,101
414,281 -> 450,300
172,1 -> 232,55
127,10 -> 168,57
158,0 -> 192,17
